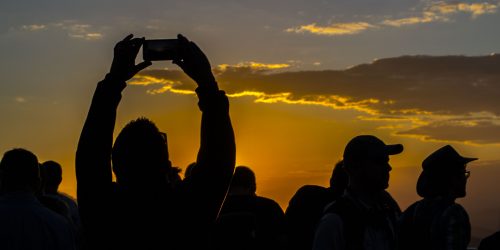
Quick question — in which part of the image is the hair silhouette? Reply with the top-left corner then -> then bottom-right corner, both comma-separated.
0,148 -> 40,193
112,117 -> 170,187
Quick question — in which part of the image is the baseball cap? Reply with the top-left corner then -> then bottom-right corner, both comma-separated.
343,135 -> 403,162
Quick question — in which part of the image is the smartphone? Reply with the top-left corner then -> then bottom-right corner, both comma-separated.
143,39 -> 180,61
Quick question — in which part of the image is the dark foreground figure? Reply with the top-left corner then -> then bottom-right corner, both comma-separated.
211,166 -> 286,250
0,149 -> 75,250
76,34 -> 235,250
313,135 -> 402,250
479,231 -> 500,250
399,145 -> 476,250
285,160 -> 348,250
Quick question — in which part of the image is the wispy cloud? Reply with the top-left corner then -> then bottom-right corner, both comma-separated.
285,22 -> 376,36
134,54 -> 500,144
21,24 -> 47,31
287,1 -> 500,35
383,1 -> 499,27
381,11 -> 447,27
15,97 -> 26,103
216,62 -> 291,71
19,21 -> 104,40
430,1 -> 499,18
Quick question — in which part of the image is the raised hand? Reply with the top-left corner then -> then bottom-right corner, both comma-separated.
173,34 -> 218,90
109,34 -> 152,82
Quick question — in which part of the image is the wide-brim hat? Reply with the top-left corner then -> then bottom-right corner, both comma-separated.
422,145 -> 477,172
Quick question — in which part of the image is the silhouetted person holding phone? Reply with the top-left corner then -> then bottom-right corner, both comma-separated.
76,34 -> 235,250
212,166 -> 286,250
312,135 -> 402,250
0,149 -> 75,250
398,145 -> 476,250
285,160 -> 348,250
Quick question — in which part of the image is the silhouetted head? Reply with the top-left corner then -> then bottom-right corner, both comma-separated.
329,160 -> 348,196
112,118 -> 171,188
417,145 -> 476,199
343,135 -> 403,192
170,166 -> 182,185
0,148 -> 40,193
184,162 -> 197,179
229,166 -> 256,195
40,161 -> 62,194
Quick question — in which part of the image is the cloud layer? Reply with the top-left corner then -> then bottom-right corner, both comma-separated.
19,20 -> 104,40
131,54 -> 500,144
287,1 -> 500,36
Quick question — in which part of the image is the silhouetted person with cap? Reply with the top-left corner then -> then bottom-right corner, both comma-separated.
398,145 -> 476,250
0,149 -> 75,250
285,160 -> 348,250
40,160 -> 82,248
313,135 -> 402,250
76,34 -> 235,250
212,166 -> 286,250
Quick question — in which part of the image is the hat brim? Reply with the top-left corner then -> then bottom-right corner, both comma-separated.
462,157 -> 478,164
386,144 -> 404,155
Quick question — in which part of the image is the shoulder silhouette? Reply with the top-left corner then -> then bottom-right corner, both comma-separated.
399,145 -> 476,250
0,149 -> 76,250
313,135 -> 402,250
212,166 -> 286,250
285,160 -> 348,250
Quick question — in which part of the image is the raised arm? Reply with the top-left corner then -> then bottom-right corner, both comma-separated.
174,34 -> 236,222
75,35 -> 150,244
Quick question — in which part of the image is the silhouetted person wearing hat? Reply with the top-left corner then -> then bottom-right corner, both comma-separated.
285,160 -> 348,250
211,166 -> 286,250
398,145 -> 476,250
76,34 -> 235,250
0,149 -> 75,250
313,135 -> 402,250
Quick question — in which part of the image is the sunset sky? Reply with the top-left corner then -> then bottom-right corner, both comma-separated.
1,0 -> 500,244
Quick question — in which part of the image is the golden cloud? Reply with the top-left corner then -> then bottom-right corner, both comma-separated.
217,62 -> 291,71
285,22 -> 376,36
431,2 -> 499,18
383,1 -> 499,27
381,11 -> 446,27
288,2 -> 499,35
135,54 -> 500,144
129,75 -> 195,95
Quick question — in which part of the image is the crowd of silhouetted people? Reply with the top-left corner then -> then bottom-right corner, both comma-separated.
0,34 -> 499,250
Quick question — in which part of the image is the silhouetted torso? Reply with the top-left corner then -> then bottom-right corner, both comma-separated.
76,78 -> 235,250
285,185 -> 340,250
398,197 -> 471,250
478,231 -> 500,250
0,192 -> 75,250
212,194 -> 286,250
313,190 -> 401,250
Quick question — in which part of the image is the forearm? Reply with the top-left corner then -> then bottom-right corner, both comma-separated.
196,87 -> 235,169
190,86 -> 235,220
76,75 -> 125,198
